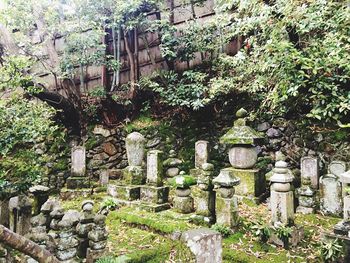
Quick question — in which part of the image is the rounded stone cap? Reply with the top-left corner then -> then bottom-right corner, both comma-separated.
126,132 -> 145,143
82,200 -> 94,211
341,170 -> 350,184
212,168 -> 240,187
202,163 -> 214,171
270,161 -> 293,183
236,108 -> 248,118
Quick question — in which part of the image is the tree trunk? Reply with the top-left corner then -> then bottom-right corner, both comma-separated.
0,225 -> 59,263
123,30 -> 136,99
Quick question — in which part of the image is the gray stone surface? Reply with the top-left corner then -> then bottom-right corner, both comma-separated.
181,228 -> 222,263
195,141 -> 209,169
71,146 -> 86,177
328,161 -> 347,178
228,146 -> 257,169
125,132 -> 145,166
301,156 -> 319,189
146,150 -> 164,186
320,174 -> 343,216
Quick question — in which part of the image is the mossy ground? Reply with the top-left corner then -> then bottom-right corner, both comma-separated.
60,192 -> 339,262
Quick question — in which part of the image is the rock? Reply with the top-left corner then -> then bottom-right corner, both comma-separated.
62,210 -> 81,226
103,142 -> 117,156
257,122 -> 270,132
109,169 -> 122,179
93,125 -> 111,137
166,167 -> 180,177
146,138 -> 161,148
266,128 -> 282,138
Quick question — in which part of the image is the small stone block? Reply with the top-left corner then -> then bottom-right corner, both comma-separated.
233,168 -> 264,198
86,248 -> 107,263
215,196 -> 239,228
139,203 -> 171,212
66,177 -> 90,189
122,166 -> 146,185
296,206 -> 315,214
107,185 -> 140,201
60,189 -> 92,201
173,196 -> 194,214
140,186 -> 169,204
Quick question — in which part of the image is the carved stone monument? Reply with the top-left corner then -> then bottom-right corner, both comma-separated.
219,108 -> 264,202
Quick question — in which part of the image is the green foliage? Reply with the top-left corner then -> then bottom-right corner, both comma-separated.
272,223 -> 292,249
0,94 -> 64,198
250,221 -> 271,243
140,70 -> 209,110
96,257 -> 119,263
169,175 -> 197,188
211,223 -> 233,237
210,0 -> 350,123
100,197 -> 119,213
319,238 -> 343,262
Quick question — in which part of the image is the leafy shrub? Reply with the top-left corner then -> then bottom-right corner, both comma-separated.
319,238 -> 343,262
211,223 -> 233,237
251,221 -> 272,243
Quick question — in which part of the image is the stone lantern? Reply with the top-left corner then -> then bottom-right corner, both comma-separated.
212,168 -> 240,228
219,108 -> 264,201
269,160 -> 303,247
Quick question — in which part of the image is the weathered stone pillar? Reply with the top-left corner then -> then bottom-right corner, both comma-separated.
140,150 -> 170,212
319,161 -> 345,216
62,146 -> 91,200
219,108 -> 264,202
190,140 -> 209,178
296,156 -> 319,214
270,161 -> 303,247
55,218 -> 79,262
213,168 -> 240,228
181,228 -> 222,263
99,170 -> 109,186
192,163 -> 216,224
87,215 -> 108,263
108,132 -> 146,204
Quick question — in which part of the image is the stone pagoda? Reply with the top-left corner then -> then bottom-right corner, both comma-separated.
219,108 -> 264,202
269,160 -> 303,247
212,168 -> 240,228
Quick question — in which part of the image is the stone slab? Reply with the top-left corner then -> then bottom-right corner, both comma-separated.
139,202 -> 171,212
181,228 -> 222,263
71,146 -> 86,177
270,190 -> 294,225
140,186 -> 169,204
107,184 -> 140,201
173,196 -> 194,214
60,189 -> 92,201
192,186 -> 216,217
195,141 -> 209,169
301,156 -> 319,189
66,177 -> 90,189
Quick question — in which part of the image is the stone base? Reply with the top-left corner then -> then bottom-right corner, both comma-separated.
192,186 -> 216,218
296,206 -> 315,214
122,166 -> 146,185
86,248 -> 107,263
190,168 -> 204,178
173,196 -> 194,214
233,168 -> 265,198
140,186 -> 169,204
66,177 -> 90,189
60,188 -> 92,200
189,214 -> 213,227
107,184 -> 140,201
139,203 -> 171,212
269,225 -> 304,247
334,220 -> 350,236
215,196 -> 239,228
271,190 -> 294,224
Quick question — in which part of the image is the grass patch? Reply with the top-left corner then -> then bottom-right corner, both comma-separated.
109,207 -> 197,234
